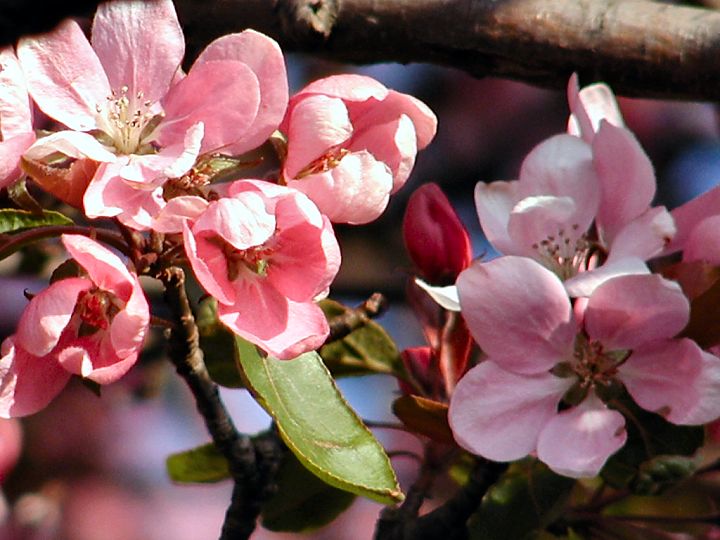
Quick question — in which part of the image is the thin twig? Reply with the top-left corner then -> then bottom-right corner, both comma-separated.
325,292 -> 388,343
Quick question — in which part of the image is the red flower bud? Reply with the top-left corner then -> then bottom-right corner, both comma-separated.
403,183 -> 472,285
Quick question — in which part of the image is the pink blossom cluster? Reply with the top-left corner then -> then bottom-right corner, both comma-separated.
0,0 -> 437,416
439,76 -> 720,478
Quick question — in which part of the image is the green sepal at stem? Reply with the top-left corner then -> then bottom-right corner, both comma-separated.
319,299 -> 405,379
235,336 -> 404,505
166,442 -> 231,484
260,451 -> 355,532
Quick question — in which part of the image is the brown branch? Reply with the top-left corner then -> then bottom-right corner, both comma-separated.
325,292 -> 388,343
375,454 -> 507,540
160,267 -> 282,540
175,0 -> 720,101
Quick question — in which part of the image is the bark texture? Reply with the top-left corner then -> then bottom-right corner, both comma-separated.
175,0 -> 720,101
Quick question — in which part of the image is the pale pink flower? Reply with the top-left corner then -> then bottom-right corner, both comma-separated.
280,74 -> 437,224
0,235 -> 150,417
18,0 -> 288,229
474,103 -> 674,296
154,180 -> 341,359
0,47 -> 35,188
449,255 -> 720,477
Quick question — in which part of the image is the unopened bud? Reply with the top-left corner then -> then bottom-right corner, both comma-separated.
403,183 -> 472,285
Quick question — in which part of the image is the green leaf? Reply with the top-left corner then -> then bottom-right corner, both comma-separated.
601,394 -> 704,489
319,299 -> 403,377
166,442 -> 230,484
469,461 -> 575,540
236,337 -> 403,505
196,298 -> 244,388
0,209 -> 73,234
261,452 -> 355,532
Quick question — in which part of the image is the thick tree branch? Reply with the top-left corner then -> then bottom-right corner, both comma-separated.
175,0 -> 720,101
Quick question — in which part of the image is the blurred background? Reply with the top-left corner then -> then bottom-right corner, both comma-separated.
0,40 -> 718,539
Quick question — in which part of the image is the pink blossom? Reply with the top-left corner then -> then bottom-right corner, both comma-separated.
0,47 -> 35,188
0,235 -> 150,417
449,256 -> 720,477
154,180 -> 341,359
474,82 -> 674,295
280,74 -> 437,224
662,185 -> 720,265
18,0 -> 288,229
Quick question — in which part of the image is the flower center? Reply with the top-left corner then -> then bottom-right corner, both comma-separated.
96,86 -> 159,155
208,236 -> 274,281
296,147 -> 350,178
553,333 -> 629,405
531,224 -> 590,280
74,288 -> 122,336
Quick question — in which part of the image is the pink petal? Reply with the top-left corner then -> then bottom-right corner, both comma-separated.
0,338 -> 71,418
506,195 -> 580,262
193,194 -> 275,250
267,206 -> 340,301
350,89 -> 437,150
109,276 -> 149,361
62,234 -> 134,301
222,298 -> 329,360
183,223 -> 235,305
564,257 -> 649,298
287,150 -> 393,224
567,74 -> 624,142
448,361 -> 572,462
85,167 -> 166,231
474,180 -> 523,255
351,114 -> 417,192
537,392 -> 626,478
682,214 -> 720,265
0,47 -> 32,138
216,276 -> 291,349
17,19 -> 110,131
584,274 -> 689,350
284,94 -> 353,179
195,30 -> 288,154
294,74 -> 388,103
593,122 -> 656,242
666,185 -> 720,256
15,277 -> 91,357
606,206 -> 676,262
152,196 -> 209,233
158,60 -> 260,154
456,256 -> 576,374
0,132 -> 35,189
24,131 -> 116,163
518,134 -> 599,236
619,338 -> 718,425
91,0 -> 184,104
